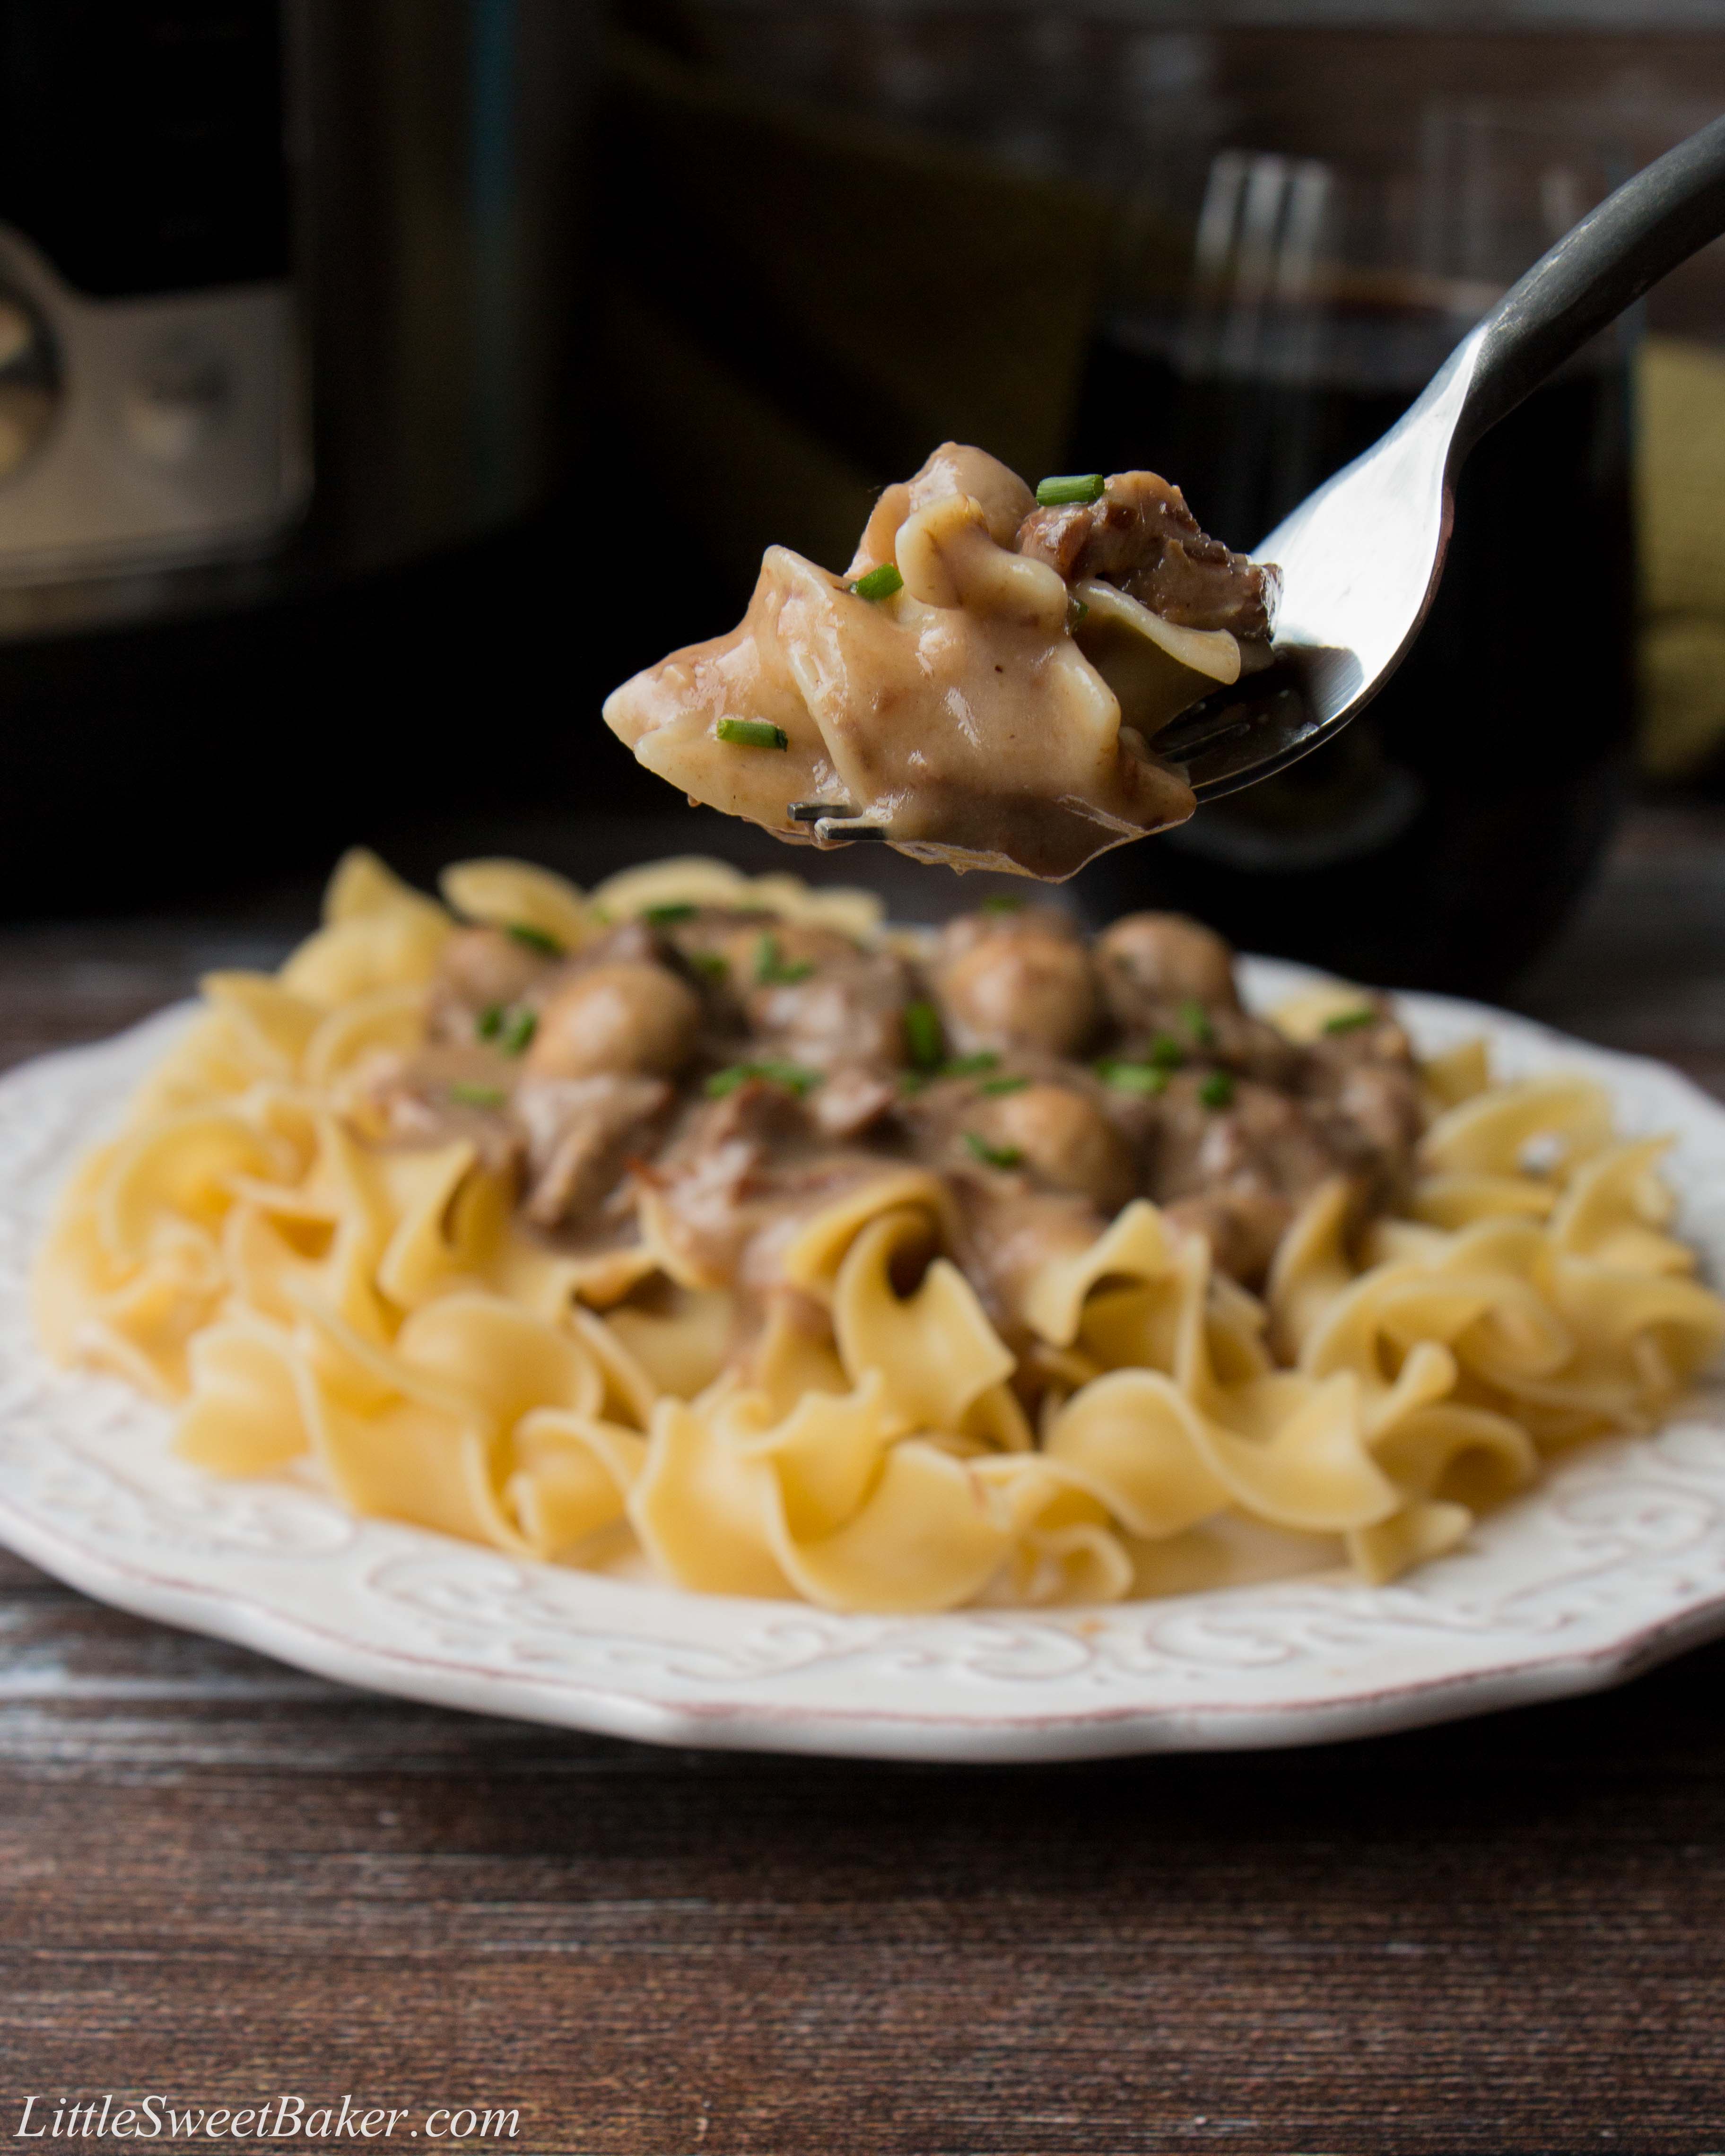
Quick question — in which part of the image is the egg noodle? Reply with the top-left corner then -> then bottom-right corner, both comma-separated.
33,851 -> 1725,1612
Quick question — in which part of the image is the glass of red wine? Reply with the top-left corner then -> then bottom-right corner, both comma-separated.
1071,99 -> 1638,993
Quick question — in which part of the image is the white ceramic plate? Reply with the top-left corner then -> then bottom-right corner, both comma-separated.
5,965 -> 1725,1763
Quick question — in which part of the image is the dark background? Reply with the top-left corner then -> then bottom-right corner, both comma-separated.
1,0 -> 1724,999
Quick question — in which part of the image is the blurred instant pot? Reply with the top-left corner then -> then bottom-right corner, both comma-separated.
0,0 -> 597,909
0,2 -> 303,596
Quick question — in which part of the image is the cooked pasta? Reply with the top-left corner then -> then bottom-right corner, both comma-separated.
33,850 -> 1725,1611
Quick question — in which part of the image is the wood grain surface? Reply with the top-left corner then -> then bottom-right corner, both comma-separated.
4,808 -> 1725,2156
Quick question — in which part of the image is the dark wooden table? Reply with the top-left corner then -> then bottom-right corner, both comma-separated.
7,807 -> 1725,2156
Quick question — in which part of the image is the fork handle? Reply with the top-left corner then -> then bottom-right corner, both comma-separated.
1456,113 -> 1725,455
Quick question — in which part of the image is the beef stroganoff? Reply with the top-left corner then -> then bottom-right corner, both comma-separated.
35,852 -> 1725,1612
603,444 -> 1278,879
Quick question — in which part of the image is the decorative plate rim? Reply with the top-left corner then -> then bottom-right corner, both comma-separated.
3,965 -> 1725,1763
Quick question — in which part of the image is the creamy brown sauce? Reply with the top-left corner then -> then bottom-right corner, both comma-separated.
603,444 -> 1279,881
361,902 -> 1422,1381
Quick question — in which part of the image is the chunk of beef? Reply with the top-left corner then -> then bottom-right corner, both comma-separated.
1297,1018 -> 1426,1208
1162,1188 -> 1303,1287
727,922 -> 914,1069
1127,1007 -> 1303,1090
753,959 -> 910,1068
1016,470 -> 1280,639
1148,1072 -> 1348,1284
807,1063 -> 900,1139
948,1181 -> 1110,1346
638,1081 -> 809,1285
645,1080 -> 901,1291
514,1073 -> 673,1229
357,1044 -> 525,1179
570,919 -> 661,968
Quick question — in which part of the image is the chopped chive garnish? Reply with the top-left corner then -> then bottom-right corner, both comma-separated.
1066,596 -> 1090,631
965,1131 -> 1024,1170
715,717 -> 789,751
979,1074 -> 1030,1096
1036,473 -> 1105,507
1179,997 -> 1217,1048
1149,1033 -> 1186,1070
1199,1071 -> 1236,1110
903,1000 -> 947,1072
690,950 -> 729,983
980,894 -> 1024,914
755,932 -> 815,986
942,1051 -> 999,1077
644,902 -> 697,926
1324,1007 -> 1378,1035
507,922 -> 563,956
705,1059 -> 824,1099
1097,1059 -> 1168,1096
850,563 -> 904,602
449,1082 -> 507,1109
477,1003 -> 505,1041
499,1007 -> 537,1056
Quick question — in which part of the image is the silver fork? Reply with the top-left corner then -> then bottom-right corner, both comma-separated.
1163,111 -> 1725,800
807,114 -> 1725,845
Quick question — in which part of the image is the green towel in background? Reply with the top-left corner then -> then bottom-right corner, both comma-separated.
1638,335 -> 1725,782
602,37 -> 1725,782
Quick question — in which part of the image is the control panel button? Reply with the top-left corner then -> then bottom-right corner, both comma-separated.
0,281 -> 59,485
124,337 -> 231,464
0,299 -> 32,371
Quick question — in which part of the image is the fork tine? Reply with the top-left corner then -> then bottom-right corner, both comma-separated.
814,818 -> 889,844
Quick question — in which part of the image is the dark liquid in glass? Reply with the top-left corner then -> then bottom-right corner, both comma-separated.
1067,322 -> 1635,996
